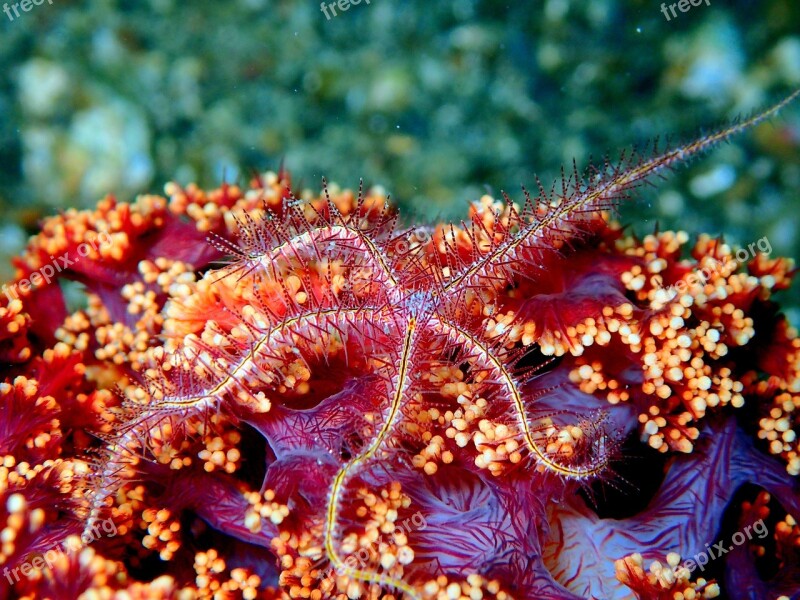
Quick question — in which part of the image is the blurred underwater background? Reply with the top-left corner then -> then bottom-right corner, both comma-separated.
0,0 -> 798,314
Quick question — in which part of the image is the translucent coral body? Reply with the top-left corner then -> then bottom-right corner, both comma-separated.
1,100 -> 800,600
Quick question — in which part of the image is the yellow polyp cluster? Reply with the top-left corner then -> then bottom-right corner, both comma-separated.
0,298 -> 31,362
484,312 -> 529,347
57,276 -> 167,372
638,406 -> 699,453
276,554 -> 336,600
154,437 -> 193,471
774,511 -> 800,571
749,254 -> 795,295
22,195 -> 160,271
569,230 -> 774,456
167,182 -> 245,233
417,363 -> 528,477
444,393 -> 491,449
1,377 -> 60,453
276,358 -> 313,396
777,509 -> 799,543
357,483 -> 411,534
421,574 -> 509,600
169,170 -> 375,239
139,258 -> 196,292
141,507 -> 182,560
569,361 -> 629,404
745,320 -> 800,474
412,434 -> 453,476
271,515 -> 345,599
0,299 -> 25,336
428,364 -> 469,398
616,231 -> 685,300
194,548 -> 226,586
21,542 -> 136,599
488,305 -> 627,358
0,456 -> 16,497
234,389 -> 273,414
244,489 -> 289,533
111,482 -> 146,538
282,274 -> 310,306
316,481 -> 420,600
55,310 -> 93,354
638,320 -> 742,451
541,421 -> 587,461
338,484 -> 415,566
227,569 -> 266,600
707,304 -> 755,350
1,491 -> 33,565
85,410 -> 256,555
421,354 -> 608,479
122,281 -> 161,323
2,457 -> 62,493
94,321 -> 136,367
418,381 -> 522,476
3,375 -> 42,406
561,316 -> 616,355
739,490 -> 800,580
117,262 -> 193,367
194,548 -> 263,600
614,552 -> 720,599
471,418 -> 522,475
199,432 -> 243,474
619,230 -> 776,321
0,460 -> 80,569
14,539 -> 214,599
757,386 -> 800,475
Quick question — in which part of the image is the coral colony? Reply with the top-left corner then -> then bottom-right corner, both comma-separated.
1,91 -> 800,600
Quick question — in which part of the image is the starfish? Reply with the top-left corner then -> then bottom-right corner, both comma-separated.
79,90 -> 799,599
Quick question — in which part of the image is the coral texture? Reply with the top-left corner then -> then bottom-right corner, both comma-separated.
1,94 -> 800,599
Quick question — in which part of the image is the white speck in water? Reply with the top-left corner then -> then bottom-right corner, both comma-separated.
690,164 -> 736,198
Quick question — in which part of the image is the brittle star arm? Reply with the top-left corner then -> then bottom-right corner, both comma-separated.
217,219 -> 404,304
441,89 -> 800,297
323,313 -> 423,600
83,307 -> 398,536
433,317 -> 609,479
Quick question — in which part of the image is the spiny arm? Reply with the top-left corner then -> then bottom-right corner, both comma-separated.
442,89 -> 800,295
